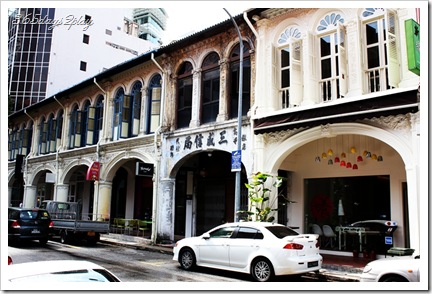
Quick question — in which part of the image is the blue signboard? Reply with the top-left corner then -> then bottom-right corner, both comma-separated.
231,150 -> 242,172
385,236 -> 393,245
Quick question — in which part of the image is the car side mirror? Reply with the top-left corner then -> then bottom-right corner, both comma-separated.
202,233 -> 210,240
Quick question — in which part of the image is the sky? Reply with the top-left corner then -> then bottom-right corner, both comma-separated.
163,4 -> 249,43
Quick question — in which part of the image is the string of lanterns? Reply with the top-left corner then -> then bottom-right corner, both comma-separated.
314,137 -> 383,170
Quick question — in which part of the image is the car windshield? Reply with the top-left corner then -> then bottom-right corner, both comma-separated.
265,226 -> 299,239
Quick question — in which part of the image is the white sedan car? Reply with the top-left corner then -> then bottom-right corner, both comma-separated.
173,222 -> 322,282
360,256 -> 420,282
7,260 -> 121,282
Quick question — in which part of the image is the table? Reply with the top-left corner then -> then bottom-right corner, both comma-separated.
335,226 -> 366,252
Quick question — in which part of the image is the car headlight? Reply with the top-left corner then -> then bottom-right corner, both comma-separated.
362,265 -> 372,274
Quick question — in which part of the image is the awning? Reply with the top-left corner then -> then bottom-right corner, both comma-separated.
253,89 -> 419,134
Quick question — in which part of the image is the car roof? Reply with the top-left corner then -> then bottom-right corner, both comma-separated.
8,260 -> 106,280
219,222 -> 283,228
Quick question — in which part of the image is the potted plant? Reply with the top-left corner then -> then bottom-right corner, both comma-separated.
237,172 -> 296,222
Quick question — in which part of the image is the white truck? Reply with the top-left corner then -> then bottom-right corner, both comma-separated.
39,200 -> 110,245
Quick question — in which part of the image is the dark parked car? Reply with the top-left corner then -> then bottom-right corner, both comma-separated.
8,207 -> 54,245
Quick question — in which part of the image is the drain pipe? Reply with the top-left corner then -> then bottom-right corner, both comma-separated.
150,52 -> 166,243
93,78 -> 107,220
23,109 -> 36,207
243,12 -> 259,38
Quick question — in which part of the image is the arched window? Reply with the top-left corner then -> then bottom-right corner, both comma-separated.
229,42 -> 251,118
94,95 -> 104,144
316,12 -> 347,101
113,88 -> 125,140
113,85 -> 141,140
201,52 -> 220,124
46,113 -> 56,153
277,27 -> 303,108
361,8 -> 399,92
147,75 -> 161,134
177,62 -> 193,129
130,81 -> 142,137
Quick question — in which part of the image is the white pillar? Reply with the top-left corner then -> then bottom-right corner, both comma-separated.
157,178 -> 175,242
98,181 -> 112,220
189,69 -> 202,128
55,184 -> 69,202
23,185 -> 37,208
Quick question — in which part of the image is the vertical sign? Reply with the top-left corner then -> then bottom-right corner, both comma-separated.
405,19 -> 420,75
231,150 -> 242,172
86,162 -> 100,181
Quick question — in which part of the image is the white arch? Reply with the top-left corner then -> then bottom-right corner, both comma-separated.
59,158 -> 92,183
265,123 -> 412,174
28,164 -> 57,186
103,151 -> 156,181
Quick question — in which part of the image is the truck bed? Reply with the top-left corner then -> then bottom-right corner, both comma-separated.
52,219 -> 110,234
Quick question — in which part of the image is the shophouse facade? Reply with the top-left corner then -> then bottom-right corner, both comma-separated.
248,8 -> 422,254
8,7 -> 423,254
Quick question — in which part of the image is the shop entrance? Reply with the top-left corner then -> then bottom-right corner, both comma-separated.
305,176 -> 392,254
174,151 -> 247,239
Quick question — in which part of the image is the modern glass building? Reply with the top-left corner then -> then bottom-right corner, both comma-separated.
133,8 -> 167,45
8,8 -> 55,112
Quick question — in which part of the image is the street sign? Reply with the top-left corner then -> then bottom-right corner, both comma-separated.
231,150 -> 242,172
385,236 -> 393,245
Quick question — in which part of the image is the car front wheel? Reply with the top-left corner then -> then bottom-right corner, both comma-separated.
382,275 -> 408,282
251,258 -> 274,282
179,248 -> 196,270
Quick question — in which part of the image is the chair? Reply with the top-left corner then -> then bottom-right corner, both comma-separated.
115,218 -> 126,234
322,225 -> 337,248
137,220 -> 150,237
311,224 -> 323,236
125,219 -> 138,235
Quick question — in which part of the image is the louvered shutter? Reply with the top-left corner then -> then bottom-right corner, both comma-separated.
386,10 -> 400,88
87,107 -> 95,145
290,39 -> 303,106
121,95 -> 130,138
337,23 -> 348,96
49,119 -> 57,152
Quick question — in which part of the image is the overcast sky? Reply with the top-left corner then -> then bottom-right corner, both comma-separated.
163,5 -> 249,43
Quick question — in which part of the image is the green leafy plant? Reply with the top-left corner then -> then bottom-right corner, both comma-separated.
237,172 -> 296,222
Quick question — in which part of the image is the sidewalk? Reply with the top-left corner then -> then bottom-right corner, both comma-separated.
100,233 -> 370,282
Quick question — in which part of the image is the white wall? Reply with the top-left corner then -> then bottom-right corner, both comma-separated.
47,8 -> 157,97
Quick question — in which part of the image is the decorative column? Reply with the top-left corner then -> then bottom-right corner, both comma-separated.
23,185 -> 37,208
217,58 -> 229,122
98,181 -> 112,220
55,184 -> 69,202
189,68 -> 202,128
169,75 -> 178,131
